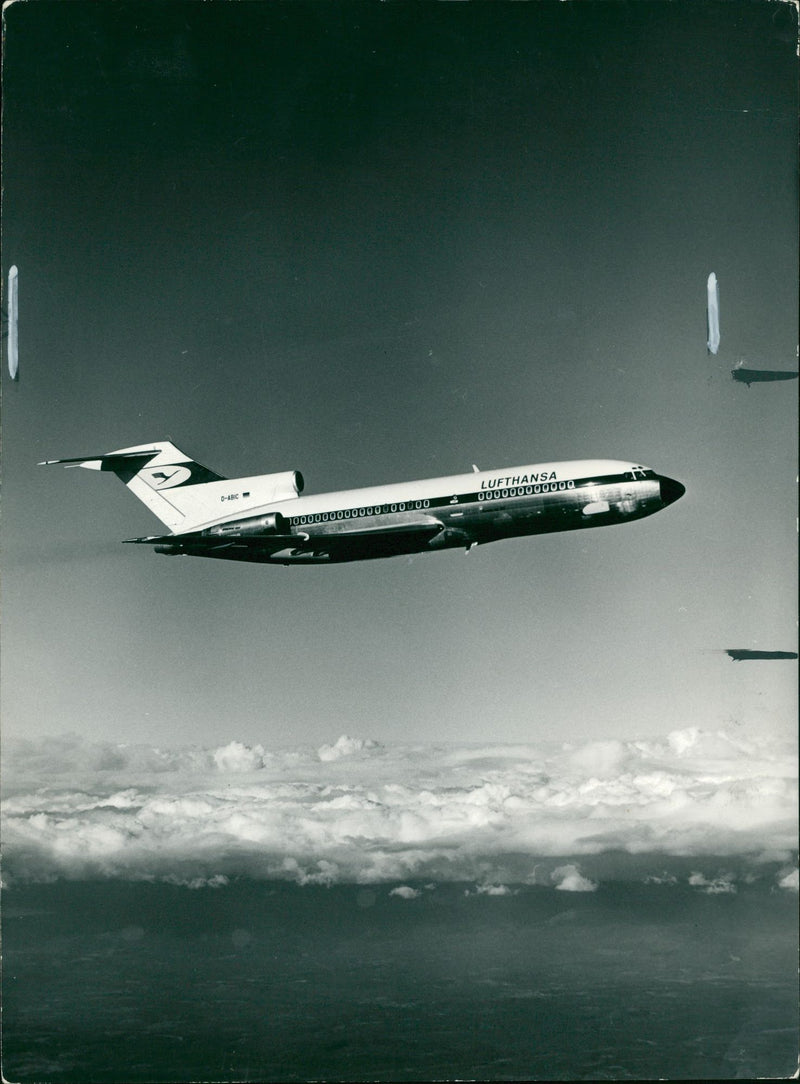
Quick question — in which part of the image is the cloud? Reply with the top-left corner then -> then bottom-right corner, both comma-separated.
777,868 -> 798,892
2,727 -> 796,887
317,735 -> 383,762
389,885 -> 420,899
665,727 -> 754,760
162,874 -> 229,890
565,740 -> 629,779
212,742 -> 267,772
466,883 -> 516,896
551,865 -> 597,892
688,872 -> 737,894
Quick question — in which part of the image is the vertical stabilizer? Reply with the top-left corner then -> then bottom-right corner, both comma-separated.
40,441 -> 304,532
40,441 -> 227,531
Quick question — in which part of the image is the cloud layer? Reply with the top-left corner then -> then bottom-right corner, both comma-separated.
2,727 -> 796,889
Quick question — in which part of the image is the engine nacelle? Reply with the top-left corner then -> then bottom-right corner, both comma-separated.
205,512 -> 289,538
263,470 -> 304,501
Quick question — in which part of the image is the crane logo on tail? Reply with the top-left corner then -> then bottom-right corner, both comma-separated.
144,466 -> 193,489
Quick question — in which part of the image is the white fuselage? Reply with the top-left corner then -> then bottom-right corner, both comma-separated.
175,458 -> 683,564
44,442 -> 684,566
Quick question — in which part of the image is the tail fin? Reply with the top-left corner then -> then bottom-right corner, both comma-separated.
39,441 -> 228,531
41,441 -> 305,533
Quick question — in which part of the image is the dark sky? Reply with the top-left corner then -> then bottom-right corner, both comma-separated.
2,1 -> 797,748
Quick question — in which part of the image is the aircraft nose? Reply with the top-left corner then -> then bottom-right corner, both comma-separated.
659,475 -> 685,506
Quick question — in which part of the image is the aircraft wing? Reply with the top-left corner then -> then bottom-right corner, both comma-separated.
338,520 -> 444,541
124,517 -> 446,561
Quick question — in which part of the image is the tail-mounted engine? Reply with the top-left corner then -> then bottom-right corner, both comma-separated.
261,470 -> 304,502
203,512 -> 289,538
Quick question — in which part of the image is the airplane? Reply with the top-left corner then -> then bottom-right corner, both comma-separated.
724,649 -> 798,662
40,442 -> 685,565
731,361 -> 799,387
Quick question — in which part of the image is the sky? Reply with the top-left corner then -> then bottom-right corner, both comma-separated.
1,0 -> 797,753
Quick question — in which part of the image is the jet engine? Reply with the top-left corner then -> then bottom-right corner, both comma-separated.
261,470 -> 304,502
204,512 -> 289,538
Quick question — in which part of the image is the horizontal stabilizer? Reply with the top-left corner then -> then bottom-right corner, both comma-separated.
123,533 -> 307,547
124,535 -> 178,545
39,450 -> 161,470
